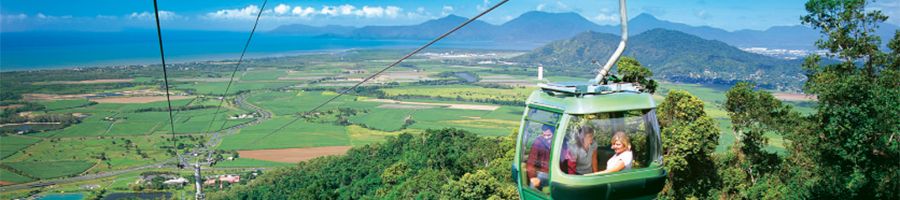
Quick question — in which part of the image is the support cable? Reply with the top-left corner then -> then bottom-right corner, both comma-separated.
249,0 -> 510,145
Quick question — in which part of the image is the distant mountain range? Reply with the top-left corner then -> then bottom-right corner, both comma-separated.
270,11 -> 898,50
514,29 -> 807,91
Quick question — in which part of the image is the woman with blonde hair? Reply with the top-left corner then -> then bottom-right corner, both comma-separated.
598,131 -> 633,174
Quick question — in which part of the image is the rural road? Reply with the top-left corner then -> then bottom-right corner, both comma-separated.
0,93 -> 274,192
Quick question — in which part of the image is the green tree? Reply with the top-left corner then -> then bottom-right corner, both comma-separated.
441,170 -> 517,200
794,0 -> 900,198
716,82 -> 800,199
656,90 -> 720,199
616,56 -> 658,93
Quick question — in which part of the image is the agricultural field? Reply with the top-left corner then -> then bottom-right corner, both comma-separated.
380,84 -> 533,103
218,118 -> 349,150
0,168 -> 34,184
0,136 -> 41,159
3,135 -> 174,173
3,160 -> 94,179
36,99 -> 95,111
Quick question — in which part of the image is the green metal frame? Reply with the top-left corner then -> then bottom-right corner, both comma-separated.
515,88 -> 666,200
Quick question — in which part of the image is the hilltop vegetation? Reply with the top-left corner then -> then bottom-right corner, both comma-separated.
515,29 -> 807,91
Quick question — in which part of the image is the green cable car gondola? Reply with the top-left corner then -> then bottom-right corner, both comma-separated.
512,0 -> 666,199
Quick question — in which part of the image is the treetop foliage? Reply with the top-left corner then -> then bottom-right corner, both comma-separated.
616,56 -> 658,94
798,0 -> 899,198
656,90 -> 720,199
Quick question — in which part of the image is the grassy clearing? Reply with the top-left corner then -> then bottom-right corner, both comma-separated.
4,160 -> 94,179
0,168 -> 33,183
218,117 -> 349,150
0,136 -> 41,159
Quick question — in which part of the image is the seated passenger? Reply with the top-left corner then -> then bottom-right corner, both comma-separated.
568,125 -> 598,175
527,124 -> 554,190
598,131 -> 633,174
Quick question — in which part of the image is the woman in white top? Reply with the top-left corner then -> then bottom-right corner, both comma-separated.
598,131 -> 633,174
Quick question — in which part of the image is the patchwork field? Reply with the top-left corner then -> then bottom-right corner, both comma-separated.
0,136 -> 41,159
0,168 -> 34,184
4,160 -> 94,179
380,84 -> 533,103
3,135 -> 173,173
218,118 -> 349,150
237,146 -> 352,163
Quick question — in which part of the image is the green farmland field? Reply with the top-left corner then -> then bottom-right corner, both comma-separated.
381,84 -> 532,103
218,117 -> 349,150
0,136 -> 41,159
177,81 -> 293,95
3,135 -> 172,173
248,91 -> 378,116
0,168 -> 33,183
348,109 -> 412,131
4,160 -> 94,179
240,69 -> 285,81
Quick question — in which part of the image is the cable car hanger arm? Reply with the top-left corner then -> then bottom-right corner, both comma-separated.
592,0 -> 628,84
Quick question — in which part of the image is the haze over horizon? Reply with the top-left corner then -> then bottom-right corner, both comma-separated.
3,0 -> 898,32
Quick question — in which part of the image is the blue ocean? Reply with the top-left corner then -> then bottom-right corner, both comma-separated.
0,30 -> 523,71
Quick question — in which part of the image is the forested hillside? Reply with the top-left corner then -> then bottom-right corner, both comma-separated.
208,128 -> 517,199
515,29 -> 806,91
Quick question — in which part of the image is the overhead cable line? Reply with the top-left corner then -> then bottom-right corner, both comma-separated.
151,0 -> 178,153
202,0 -> 268,139
250,0 -> 510,145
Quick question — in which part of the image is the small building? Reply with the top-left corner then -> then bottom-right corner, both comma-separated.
163,177 -> 188,185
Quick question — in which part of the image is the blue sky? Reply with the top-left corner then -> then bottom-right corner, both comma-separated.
1,0 -> 898,32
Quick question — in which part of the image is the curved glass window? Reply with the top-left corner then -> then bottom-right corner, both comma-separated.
519,108 -> 560,194
558,109 -> 662,175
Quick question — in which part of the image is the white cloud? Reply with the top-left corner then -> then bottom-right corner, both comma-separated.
695,10 -> 710,20
292,6 -> 316,17
0,13 -> 28,22
321,6 -> 338,16
274,4 -> 290,15
476,0 -> 490,11
206,4 -> 406,20
536,4 -> 545,11
207,5 -> 260,19
338,5 -> 356,15
442,6 -> 454,16
361,6 -> 384,18
385,6 -> 401,18
129,10 -> 179,20
594,13 -> 618,23
96,15 -> 118,20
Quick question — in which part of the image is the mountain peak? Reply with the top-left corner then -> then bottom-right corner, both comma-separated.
630,13 -> 664,25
